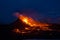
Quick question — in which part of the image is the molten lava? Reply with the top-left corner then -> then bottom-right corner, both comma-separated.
13,13 -> 52,34
19,14 -> 51,30
19,14 -> 48,27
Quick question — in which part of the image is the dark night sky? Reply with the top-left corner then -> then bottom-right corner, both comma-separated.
0,0 -> 60,24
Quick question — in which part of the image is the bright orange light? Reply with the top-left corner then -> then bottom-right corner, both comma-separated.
19,14 -> 49,27
13,14 -> 52,34
18,14 -> 52,31
13,29 -> 20,33
25,27 -> 29,30
23,18 -> 28,23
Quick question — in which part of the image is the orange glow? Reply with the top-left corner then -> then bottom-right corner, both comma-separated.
19,14 -> 49,27
25,27 -> 30,30
18,14 -> 51,31
13,14 -> 52,34
13,29 -> 20,33
21,31 -> 26,34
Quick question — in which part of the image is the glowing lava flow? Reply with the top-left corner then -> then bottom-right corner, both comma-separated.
13,13 -> 52,34
19,14 -> 51,31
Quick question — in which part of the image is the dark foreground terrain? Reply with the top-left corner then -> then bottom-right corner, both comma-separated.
0,19 -> 60,40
